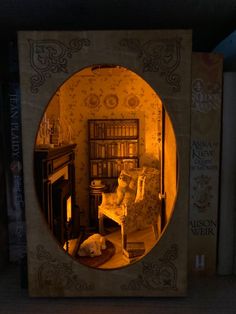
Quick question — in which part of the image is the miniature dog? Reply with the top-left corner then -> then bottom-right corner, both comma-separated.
78,233 -> 106,258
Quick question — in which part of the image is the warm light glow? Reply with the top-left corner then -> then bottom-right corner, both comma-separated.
37,64 -> 178,269
67,196 -> 72,222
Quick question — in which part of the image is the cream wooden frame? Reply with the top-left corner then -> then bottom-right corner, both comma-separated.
18,30 -> 192,297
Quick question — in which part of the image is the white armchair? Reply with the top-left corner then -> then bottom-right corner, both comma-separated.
98,167 -> 161,251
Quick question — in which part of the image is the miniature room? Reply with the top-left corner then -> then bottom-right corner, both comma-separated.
2,1 -> 236,312
34,65 -> 177,269
18,30 -> 191,297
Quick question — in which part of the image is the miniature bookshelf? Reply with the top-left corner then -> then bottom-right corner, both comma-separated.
88,119 -> 139,191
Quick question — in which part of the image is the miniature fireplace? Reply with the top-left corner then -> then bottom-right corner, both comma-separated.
52,178 -> 70,245
18,30 -> 192,297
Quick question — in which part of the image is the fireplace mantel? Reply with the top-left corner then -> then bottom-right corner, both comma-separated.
34,144 -> 77,244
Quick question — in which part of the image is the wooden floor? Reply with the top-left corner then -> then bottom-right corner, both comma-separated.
99,226 -> 158,269
66,226 -> 158,269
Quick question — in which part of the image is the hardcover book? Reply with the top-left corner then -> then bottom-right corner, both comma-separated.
217,72 -> 236,275
122,254 -> 141,264
188,52 -> 223,274
123,241 -> 145,258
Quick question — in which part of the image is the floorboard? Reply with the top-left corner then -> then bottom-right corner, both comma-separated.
66,226 -> 158,269
99,226 -> 157,269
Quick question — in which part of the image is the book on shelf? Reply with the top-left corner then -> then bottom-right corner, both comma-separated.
5,40 -> 27,265
188,52 -> 223,275
100,144 -> 106,158
217,72 -> 236,275
110,142 -> 117,157
89,119 -> 139,191
103,141 -> 138,158
123,241 -> 145,258
91,159 -> 138,178
102,161 -> 108,177
89,119 -> 139,139
91,162 -> 98,177
98,162 -> 103,177
106,124 -> 111,137
127,142 -> 137,157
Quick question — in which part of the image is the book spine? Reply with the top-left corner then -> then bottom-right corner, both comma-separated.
188,52 -> 223,275
0,84 -> 8,269
91,162 -> 98,177
217,72 -> 236,275
6,63 -> 27,262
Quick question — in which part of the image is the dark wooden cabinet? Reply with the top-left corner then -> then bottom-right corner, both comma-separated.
34,144 -> 78,246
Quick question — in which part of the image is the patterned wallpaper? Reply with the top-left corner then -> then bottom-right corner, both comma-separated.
45,67 -> 162,225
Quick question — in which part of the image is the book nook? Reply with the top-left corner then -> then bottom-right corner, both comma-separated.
18,30 -> 192,297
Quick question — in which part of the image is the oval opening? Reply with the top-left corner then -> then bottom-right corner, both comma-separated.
34,65 -> 177,270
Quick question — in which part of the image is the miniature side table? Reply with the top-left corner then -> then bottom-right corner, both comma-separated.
89,184 -> 107,229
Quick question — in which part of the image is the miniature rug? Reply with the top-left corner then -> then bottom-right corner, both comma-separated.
77,240 -> 115,268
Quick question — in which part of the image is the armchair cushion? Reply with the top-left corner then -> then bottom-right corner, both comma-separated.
122,182 -> 137,205
135,174 -> 146,202
116,171 -> 132,205
100,192 -> 117,207
116,168 -> 144,206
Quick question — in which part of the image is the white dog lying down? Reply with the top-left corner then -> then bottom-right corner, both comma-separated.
78,233 -> 107,257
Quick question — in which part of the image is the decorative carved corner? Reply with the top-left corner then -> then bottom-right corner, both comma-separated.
28,38 -> 90,93
31,245 -> 94,292
121,244 -> 178,291
120,38 -> 182,92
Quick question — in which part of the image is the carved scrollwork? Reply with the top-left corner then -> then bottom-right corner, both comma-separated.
33,245 -> 94,291
121,244 -> 178,291
28,38 -> 90,93
120,38 -> 182,92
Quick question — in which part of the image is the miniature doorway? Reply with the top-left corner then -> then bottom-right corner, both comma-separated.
18,30 -> 191,297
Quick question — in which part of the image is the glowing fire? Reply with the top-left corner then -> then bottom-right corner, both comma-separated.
67,196 -> 72,222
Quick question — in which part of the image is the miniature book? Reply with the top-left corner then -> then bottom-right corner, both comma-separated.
123,254 -> 140,264
123,241 -> 145,258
